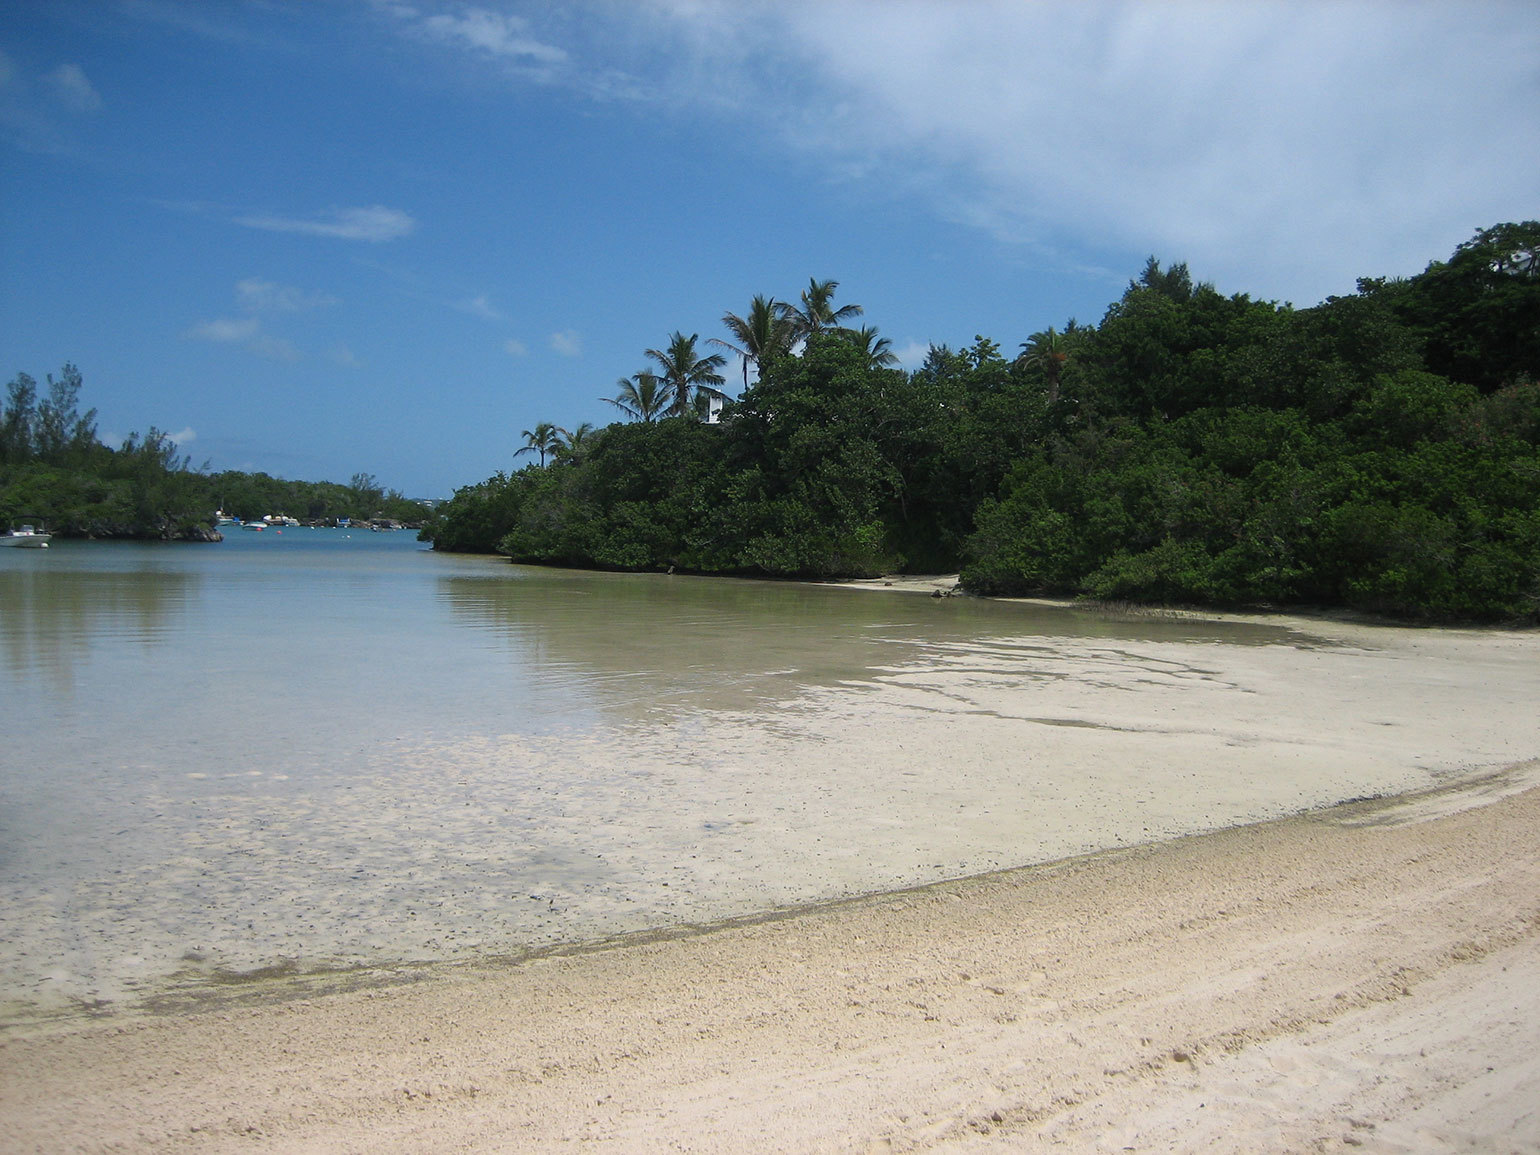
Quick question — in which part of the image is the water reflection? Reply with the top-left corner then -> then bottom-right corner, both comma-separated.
0,568 -> 198,692
437,565 -> 1320,721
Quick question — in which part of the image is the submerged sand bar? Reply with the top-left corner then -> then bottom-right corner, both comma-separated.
5,588 -> 1539,1017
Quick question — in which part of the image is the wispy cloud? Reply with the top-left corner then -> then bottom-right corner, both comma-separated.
45,64 -> 102,113
165,426 -> 197,447
328,344 -> 362,368
504,338 -> 528,357
549,329 -> 581,357
234,205 -> 416,242
245,333 -> 302,363
185,278 -> 333,361
185,316 -> 260,343
456,294 -> 504,321
415,7 -> 567,67
535,1 -> 1540,304
236,278 -> 339,312
380,3 -> 649,100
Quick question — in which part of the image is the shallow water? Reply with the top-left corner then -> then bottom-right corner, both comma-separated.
2,531 -> 1534,1018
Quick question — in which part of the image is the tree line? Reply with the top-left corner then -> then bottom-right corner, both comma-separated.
0,368 -> 425,537
426,224 -> 1540,622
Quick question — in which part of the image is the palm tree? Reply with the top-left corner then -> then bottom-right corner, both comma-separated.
710,295 -> 793,388
1017,327 -> 1067,404
515,421 -> 564,467
844,324 -> 899,369
780,277 -> 864,344
644,331 -> 728,418
554,422 -> 596,463
604,370 -> 668,423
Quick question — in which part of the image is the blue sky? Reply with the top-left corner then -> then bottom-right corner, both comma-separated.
2,1 -> 1536,498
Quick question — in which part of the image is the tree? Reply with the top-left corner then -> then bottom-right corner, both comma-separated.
711,294 -> 793,387
1017,326 -> 1068,403
779,278 -> 864,344
33,363 -> 97,465
603,370 -> 669,423
348,471 -> 385,512
644,332 -> 728,418
515,422 -> 565,467
554,422 -> 597,463
1,372 -> 38,464
843,325 -> 899,369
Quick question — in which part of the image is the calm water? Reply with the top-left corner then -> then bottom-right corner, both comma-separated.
3,529 -> 1499,1018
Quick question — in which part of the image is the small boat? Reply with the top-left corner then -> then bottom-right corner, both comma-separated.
2,523 -> 52,548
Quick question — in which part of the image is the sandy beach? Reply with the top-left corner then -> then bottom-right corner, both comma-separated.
1,762 -> 1536,1152
3,590 -> 1538,1152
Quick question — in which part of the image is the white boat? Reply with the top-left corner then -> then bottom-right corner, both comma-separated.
2,523 -> 52,548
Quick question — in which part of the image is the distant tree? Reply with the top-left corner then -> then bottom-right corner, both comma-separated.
604,370 -> 669,423
843,325 -> 899,369
711,294 -> 793,387
515,422 -> 565,467
554,422 -> 597,463
779,278 -> 864,344
1,372 -> 38,463
1017,326 -> 1068,403
1134,257 -> 1196,302
349,471 -> 385,511
644,332 -> 728,418
34,363 -> 97,465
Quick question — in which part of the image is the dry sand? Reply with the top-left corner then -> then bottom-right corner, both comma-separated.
3,593 -> 1538,1152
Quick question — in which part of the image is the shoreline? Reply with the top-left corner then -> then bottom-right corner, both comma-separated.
3,762 -> 1536,1151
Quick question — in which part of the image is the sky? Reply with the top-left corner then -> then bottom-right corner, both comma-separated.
2,1 -> 1536,499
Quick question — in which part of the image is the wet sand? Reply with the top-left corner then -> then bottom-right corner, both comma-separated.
2,593 -> 1537,1150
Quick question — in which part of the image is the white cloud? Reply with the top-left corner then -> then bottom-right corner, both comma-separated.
328,344 -> 362,368
165,426 -> 196,447
456,294 -> 503,321
504,338 -> 528,357
46,63 -> 102,112
418,8 -> 567,66
234,205 -> 416,242
236,278 -> 338,312
619,1 -> 1540,303
893,341 -> 930,370
549,329 -> 582,357
186,316 -> 260,343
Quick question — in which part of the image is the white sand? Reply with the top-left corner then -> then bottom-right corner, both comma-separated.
2,766 -> 1537,1152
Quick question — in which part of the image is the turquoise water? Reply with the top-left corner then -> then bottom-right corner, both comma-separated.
8,530 -> 1502,1018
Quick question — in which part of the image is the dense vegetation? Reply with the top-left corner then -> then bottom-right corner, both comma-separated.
0,366 -> 425,537
427,225 -> 1540,622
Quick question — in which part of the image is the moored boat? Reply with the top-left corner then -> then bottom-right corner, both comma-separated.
2,523 -> 52,548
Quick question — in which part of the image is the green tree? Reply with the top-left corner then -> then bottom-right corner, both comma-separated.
711,294 -> 793,387
554,422 -> 597,463
1017,326 -> 1067,403
779,278 -> 864,344
604,370 -> 669,423
515,422 -> 564,467
644,332 -> 728,418
842,325 -> 899,369
1,372 -> 38,464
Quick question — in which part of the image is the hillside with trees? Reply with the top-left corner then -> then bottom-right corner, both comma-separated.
426,225 -> 1540,622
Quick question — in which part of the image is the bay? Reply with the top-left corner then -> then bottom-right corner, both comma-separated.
2,529 -> 1535,1019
